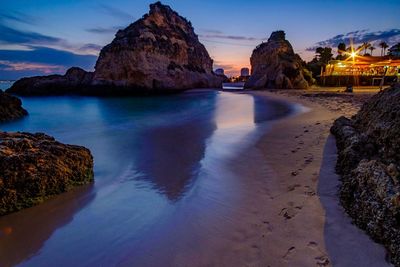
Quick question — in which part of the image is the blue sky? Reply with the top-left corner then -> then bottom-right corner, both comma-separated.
0,0 -> 399,79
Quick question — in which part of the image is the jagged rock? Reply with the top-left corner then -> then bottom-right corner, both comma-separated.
93,1 -> 222,90
244,31 -> 309,89
7,2 -> 222,96
0,90 -> 28,121
331,83 -> 400,266
0,132 -> 94,216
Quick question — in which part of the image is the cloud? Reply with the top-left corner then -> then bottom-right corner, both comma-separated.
0,46 -> 97,79
0,22 -> 102,55
200,33 -> 261,42
0,11 -> 39,25
200,29 -> 224,34
86,26 -> 124,34
74,43 -> 103,54
306,29 -> 400,51
0,47 -> 97,68
98,4 -> 133,21
0,60 -> 64,74
0,23 -> 61,46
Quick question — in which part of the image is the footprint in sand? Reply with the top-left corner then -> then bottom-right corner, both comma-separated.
282,246 -> 296,261
315,255 -> 330,266
304,185 -> 316,196
279,204 -> 302,220
287,184 -> 301,191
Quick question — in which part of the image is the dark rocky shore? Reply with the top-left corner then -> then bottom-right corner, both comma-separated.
0,90 -> 28,122
7,2 -> 222,96
244,31 -> 311,90
331,83 -> 400,266
0,132 -> 94,216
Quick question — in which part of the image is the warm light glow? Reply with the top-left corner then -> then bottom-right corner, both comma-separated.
351,51 -> 357,58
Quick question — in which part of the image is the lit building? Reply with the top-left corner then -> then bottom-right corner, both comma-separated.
240,68 -> 250,77
215,68 -> 225,76
321,56 -> 400,86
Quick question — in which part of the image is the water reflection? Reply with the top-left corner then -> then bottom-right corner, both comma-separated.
134,120 -> 216,200
0,185 -> 95,267
0,91 -> 292,266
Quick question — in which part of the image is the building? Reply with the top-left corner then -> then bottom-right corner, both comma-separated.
321,56 -> 400,86
214,68 -> 225,76
240,68 -> 250,77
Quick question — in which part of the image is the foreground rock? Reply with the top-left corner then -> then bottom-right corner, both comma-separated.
0,90 -> 28,121
7,2 -> 222,96
244,31 -> 310,89
331,84 -> 400,266
0,132 -> 94,216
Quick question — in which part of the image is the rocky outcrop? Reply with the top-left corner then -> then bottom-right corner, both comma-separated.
7,67 -> 94,96
0,90 -> 28,121
93,1 -> 221,90
244,31 -> 309,89
331,84 -> 400,266
0,132 -> 94,216
7,2 -> 222,96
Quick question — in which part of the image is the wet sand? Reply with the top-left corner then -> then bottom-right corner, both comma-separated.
248,89 -> 390,266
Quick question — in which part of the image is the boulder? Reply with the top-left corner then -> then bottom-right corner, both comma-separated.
0,132 -> 94,216
7,2 -> 222,96
244,31 -> 309,89
331,83 -> 400,266
0,90 -> 28,122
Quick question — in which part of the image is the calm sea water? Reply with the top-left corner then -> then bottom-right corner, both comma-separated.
0,90 -> 292,267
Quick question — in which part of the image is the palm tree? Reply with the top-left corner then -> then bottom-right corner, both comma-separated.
362,42 -> 371,55
388,43 -> 400,57
369,46 -> 376,56
379,41 -> 389,56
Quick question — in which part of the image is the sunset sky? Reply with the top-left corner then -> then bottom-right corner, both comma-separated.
1,0 -> 399,79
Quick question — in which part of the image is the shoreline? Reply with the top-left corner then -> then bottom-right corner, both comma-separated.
0,88 -> 391,266
247,89 -> 390,266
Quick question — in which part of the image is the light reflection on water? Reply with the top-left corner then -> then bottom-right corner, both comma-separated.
0,90 -> 292,267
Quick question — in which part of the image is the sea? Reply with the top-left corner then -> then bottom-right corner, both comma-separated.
0,89 -> 294,266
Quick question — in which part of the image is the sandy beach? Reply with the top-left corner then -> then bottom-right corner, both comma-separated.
242,88 -> 391,266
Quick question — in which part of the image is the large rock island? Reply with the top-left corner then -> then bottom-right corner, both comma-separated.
7,2 -> 222,96
331,84 -> 400,266
0,132 -> 94,216
244,31 -> 310,90
0,90 -> 28,122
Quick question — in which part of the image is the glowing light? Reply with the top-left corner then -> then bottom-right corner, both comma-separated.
351,51 -> 357,58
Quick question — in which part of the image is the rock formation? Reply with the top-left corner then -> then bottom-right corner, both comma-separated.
244,31 -> 309,89
7,2 -> 222,96
7,67 -> 93,96
331,83 -> 400,266
0,132 -> 94,216
93,1 -> 221,90
0,90 -> 28,121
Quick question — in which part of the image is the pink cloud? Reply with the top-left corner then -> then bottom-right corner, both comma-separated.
0,60 -> 65,73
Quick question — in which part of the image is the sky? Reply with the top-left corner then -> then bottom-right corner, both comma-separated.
0,0 -> 399,79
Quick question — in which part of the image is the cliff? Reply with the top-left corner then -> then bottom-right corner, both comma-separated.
244,31 -> 309,89
331,84 -> 400,266
7,2 -> 222,96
